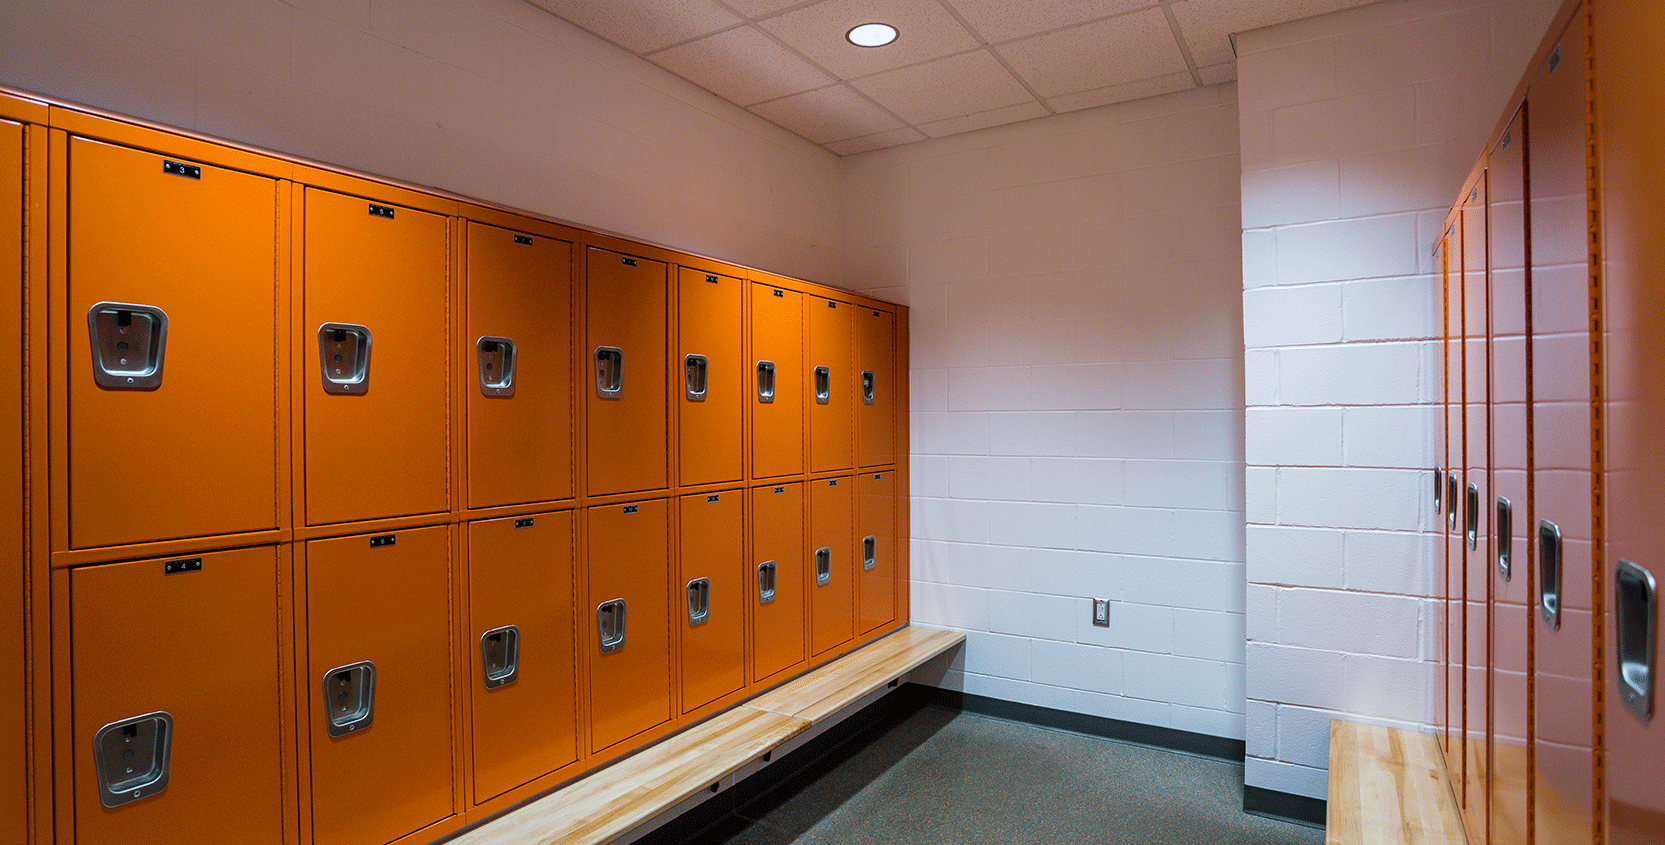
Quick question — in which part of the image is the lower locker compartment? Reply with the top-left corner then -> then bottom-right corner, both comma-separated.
751,483 -> 805,682
679,491 -> 745,713
306,526 -> 453,845
586,499 -> 671,752
69,546 -> 284,845
467,511 -> 578,805
810,477 -> 854,657
856,471 -> 896,635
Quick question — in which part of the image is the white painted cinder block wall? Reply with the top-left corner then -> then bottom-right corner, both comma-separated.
0,0 -> 842,282
1235,0 -> 1561,799
840,85 -> 1250,740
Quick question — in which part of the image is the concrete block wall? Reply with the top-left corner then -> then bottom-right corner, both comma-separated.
1235,0 -> 1561,799
841,84 -> 1249,740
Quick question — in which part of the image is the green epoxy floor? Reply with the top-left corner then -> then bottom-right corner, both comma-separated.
664,705 -> 1324,845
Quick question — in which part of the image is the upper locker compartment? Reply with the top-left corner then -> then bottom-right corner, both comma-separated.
585,248 -> 668,497
750,283 -> 803,479
856,307 -> 896,468
303,187 -> 449,526
66,137 -> 280,548
677,268 -> 743,487
807,297 -> 854,474
465,221 -> 574,508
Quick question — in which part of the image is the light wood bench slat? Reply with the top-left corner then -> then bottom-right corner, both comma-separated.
744,627 -> 965,724
1326,721 -> 1467,845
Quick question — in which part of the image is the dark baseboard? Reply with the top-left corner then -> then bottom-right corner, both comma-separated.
1243,784 -> 1327,829
923,686 -> 1247,761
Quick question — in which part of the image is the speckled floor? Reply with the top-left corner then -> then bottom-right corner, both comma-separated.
667,705 -> 1325,845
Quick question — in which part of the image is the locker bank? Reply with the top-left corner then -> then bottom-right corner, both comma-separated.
2,0 -> 1663,843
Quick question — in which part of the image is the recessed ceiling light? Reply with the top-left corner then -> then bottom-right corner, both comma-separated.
846,23 -> 898,48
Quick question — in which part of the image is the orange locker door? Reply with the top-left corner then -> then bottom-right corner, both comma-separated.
1444,219 -> 1466,790
809,477 -> 854,657
0,118 -> 23,833
306,527 -> 453,845
751,483 -> 805,682
1461,175 -> 1491,844
678,491 -> 745,712
1530,13 -> 1598,844
585,499 -> 671,752
66,137 -> 279,548
750,284 -> 803,480
807,297 -> 854,474
585,248 -> 668,497
466,222 -> 573,508
467,511 -> 577,805
1486,110 -> 1531,845
303,188 -> 449,526
855,307 -> 896,469
677,268 -> 743,487
856,471 -> 897,635
70,546 -> 283,845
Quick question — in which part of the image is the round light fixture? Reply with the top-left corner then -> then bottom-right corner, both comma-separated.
846,22 -> 898,48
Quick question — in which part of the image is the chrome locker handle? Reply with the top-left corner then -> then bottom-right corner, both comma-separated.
92,711 -> 174,807
1433,467 -> 1443,514
477,336 -> 517,397
814,366 -> 831,404
758,561 -> 777,604
756,361 -> 776,403
1446,473 -> 1459,532
480,625 -> 520,689
597,599 -> 627,653
685,354 -> 709,402
1496,497 -> 1513,581
322,661 -> 376,737
317,323 -> 372,395
1465,482 -> 1479,551
862,370 -> 875,405
88,302 -> 169,390
687,577 -> 711,625
595,347 -> 624,399
863,535 -> 877,571
1615,559 -> 1658,721
816,547 -> 832,586
1539,520 -> 1563,629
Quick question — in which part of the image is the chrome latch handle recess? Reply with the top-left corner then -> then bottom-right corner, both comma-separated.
756,361 -> 776,403
480,625 -> 520,689
477,336 -> 516,397
322,661 -> 376,737
815,547 -> 832,586
595,346 -> 624,399
92,711 -> 174,807
318,323 -> 372,394
88,302 -> 169,390
758,561 -> 777,604
687,577 -> 711,625
597,598 -> 627,653
685,354 -> 708,401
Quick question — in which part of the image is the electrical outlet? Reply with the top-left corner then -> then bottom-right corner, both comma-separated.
1092,598 -> 1110,627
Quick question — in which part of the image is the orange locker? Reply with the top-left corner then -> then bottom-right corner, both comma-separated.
303,188 -> 449,526
809,476 -> 855,657
584,248 -> 668,497
66,137 -> 279,548
855,307 -> 896,468
585,499 -> 671,751
1442,220 -> 1466,787
306,526 -> 453,845
750,283 -> 804,480
465,221 -> 574,508
678,490 -> 745,712
466,511 -> 577,805
1,117 -> 24,833
677,268 -> 743,487
1530,13 -> 1598,843
69,546 -> 283,844
1486,110 -> 1531,845
856,470 -> 897,635
807,296 -> 854,474
751,483 -> 805,682
1461,175 -> 1491,843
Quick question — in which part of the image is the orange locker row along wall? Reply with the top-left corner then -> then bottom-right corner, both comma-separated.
1435,2 -> 1665,844
3,88 -> 911,845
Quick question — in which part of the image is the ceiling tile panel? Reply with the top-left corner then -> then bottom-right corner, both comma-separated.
750,84 -> 904,144
1169,0 -> 1377,67
1045,71 -> 1194,113
757,0 -> 981,79
940,0 -> 1156,44
652,25 -> 835,106
996,8 -> 1186,99
826,127 -> 928,156
528,0 -> 741,54
723,0 -> 811,16
851,49 -> 1035,125
917,101 -> 1050,138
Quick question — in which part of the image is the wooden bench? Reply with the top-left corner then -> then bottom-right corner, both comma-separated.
449,626 -> 965,845
1326,721 -> 1468,844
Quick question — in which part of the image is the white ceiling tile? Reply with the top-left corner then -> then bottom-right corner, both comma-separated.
850,49 -> 1033,126
756,0 -> 980,80
750,84 -> 903,144
1169,0 -> 1376,67
527,0 -> 741,54
996,8 -> 1186,99
723,0 -> 810,16
941,0 -> 1156,44
652,25 -> 834,106
917,101 -> 1050,138
1045,71 -> 1194,113
1196,61 -> 1237,86
826,126 -> 927,155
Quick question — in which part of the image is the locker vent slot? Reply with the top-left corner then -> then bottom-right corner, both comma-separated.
93,711 -> 173,808
88,302 -> 169,390
480,625 -> 521,689
1446,473 -> 1459,532
622,256 -> 638,267
1615,560 -> 1658,721
369,534 -> 396,548
1433,467 -> 1443,514
1465,483 -> 1478,550
706,274 -> 719,284
814,366 -> 831,404
685,354 -> 709,402
757,561 -> 777,604
322,662 -> 376,737
595,346 -> 624,399
163,557 -> 202,575
514,517 -> 535,529
1539,519 -> 1563,629
317,323 -> 372,394
477,336 -> 517,397
756,361 -> 776,403
597,599 -> 627,653
367,203 -> 395,219
161,159 -> 200,179
513,234 -> 534,246
815,547 -> 831,586
687,577 -> 711,626
862,370 -> 875,405
1496,497 -> 1512,581
863,536 -> 876,571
